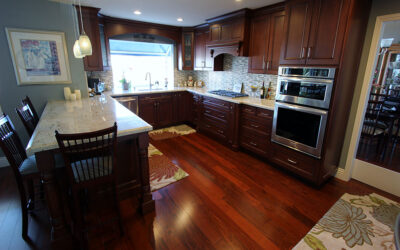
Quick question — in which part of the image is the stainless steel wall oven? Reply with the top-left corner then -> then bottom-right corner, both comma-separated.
272,67 -> 336,158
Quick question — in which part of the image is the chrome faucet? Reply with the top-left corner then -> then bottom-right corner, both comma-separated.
145,72 -> 152,88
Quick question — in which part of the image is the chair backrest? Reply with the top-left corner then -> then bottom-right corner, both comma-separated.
0,114 -> 28,172
55,123 -> 118,187
21,96 -> 39,123
362,100 -> 385,136
16,104 -> 38,137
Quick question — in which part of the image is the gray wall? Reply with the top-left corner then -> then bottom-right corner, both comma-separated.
0,0 -> 87,147
339,0 -> 400,169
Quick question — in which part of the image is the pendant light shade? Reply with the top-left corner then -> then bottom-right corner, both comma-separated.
78,33 -> 92,56
73,40 -> 84,58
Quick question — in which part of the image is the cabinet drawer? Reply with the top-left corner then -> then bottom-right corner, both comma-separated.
240,132 -> 270,157
203,104 -> 229,122
271,143 -> 318,180
203,97 -> 231,111
241,117 -> 271,136
241,105 -> 273,120
201,117 -> 227,140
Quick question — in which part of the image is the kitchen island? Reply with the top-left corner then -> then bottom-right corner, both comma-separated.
26,95 -> 154,249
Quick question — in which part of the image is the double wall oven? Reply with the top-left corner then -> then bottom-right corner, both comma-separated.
272,67 -> 336,159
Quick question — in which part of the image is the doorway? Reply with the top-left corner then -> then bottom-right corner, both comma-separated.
345,13 -> 400,196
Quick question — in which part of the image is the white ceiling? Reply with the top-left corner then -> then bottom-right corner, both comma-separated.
55,0 -> 282,26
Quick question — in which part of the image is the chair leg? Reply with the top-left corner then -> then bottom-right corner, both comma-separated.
72,190 -> 86,249
17,180 -> 29,241
27,179 -> 35,211
112,184 -> 124,236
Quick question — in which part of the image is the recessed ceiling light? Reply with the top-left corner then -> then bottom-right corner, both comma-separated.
235,0 -> 242,2
177,18 -> 183,22
134,10 -> 142,15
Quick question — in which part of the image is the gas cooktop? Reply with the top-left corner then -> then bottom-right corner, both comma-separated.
208,90 -> 249,98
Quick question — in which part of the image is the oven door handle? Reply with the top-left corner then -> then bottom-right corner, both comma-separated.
274,102 -> 329,116
278,76 -> 334,84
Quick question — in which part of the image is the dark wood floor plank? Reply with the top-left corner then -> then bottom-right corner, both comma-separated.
0,132 -> 399,249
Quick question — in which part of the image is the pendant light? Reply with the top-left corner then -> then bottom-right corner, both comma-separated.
72,0 -> 84,58
77,0 -> 92,56
73,40 -> 84,58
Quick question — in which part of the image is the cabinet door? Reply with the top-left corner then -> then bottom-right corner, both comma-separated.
266,11 -> 285,74
194,31 -> 206,70
306,0 -> 349,65
182,32 -> 194,70
138,98 -> 157,127
280,0 -> 313,65
156,95 -> 174,127
248,16 -> 269,74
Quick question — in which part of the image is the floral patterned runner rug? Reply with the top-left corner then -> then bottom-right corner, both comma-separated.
148,144 -> 188,191
293,193 -> 400,250
149,124 -> 196,141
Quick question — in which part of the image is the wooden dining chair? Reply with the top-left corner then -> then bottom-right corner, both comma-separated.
16,104 -> 39,137
360,100 -> 388,157
0,114 -> 63,241
21,96 -> 39,123
55,123 -> 123,248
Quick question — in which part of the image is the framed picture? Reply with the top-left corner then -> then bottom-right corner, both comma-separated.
6,28 -> 72,85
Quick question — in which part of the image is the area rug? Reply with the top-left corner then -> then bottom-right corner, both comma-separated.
148,144 -> 188,191
149,124 -> 196,141
293,193 -> 400,250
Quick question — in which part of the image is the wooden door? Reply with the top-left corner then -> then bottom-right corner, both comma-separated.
266,11 -> 285,74
194,30 -> 206,70
138,98 -> 156,127
280,0 -> 313,65
156,95 -> 174,127
306,0 -> 350,65
248,15 -> 269,74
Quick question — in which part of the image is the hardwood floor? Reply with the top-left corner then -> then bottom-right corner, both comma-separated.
0,132 -> 399,249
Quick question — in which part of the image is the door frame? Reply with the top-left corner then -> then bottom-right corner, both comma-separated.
338,13 -> 400,196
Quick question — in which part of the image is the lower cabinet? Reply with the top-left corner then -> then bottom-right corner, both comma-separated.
138,94 -> 173,128
239,105 -> 273,157
198,96 -> 239,149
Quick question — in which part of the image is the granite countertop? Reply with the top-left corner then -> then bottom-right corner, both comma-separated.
26,95 -> 152,155
110,87 -> 276,111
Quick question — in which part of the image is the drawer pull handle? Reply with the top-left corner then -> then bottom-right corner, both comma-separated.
205,110 -> 211,113
219,115 -> 225,118
287,159 -> 297,165
244,109 -> 252,112
205,124 -> 211,128
251,124 -> 260,128
217,130 -> 224,134
250,142 -> 257,146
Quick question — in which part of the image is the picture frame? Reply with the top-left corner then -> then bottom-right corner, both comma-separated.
6,28 -> 72,85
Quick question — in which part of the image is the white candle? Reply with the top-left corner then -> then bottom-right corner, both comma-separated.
64,87 -> 71,100
74,90 -> 81,100
69,93 -> 76,101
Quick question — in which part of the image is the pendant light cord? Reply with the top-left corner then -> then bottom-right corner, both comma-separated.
72,0 -> 79,39
78,0 -> 85,35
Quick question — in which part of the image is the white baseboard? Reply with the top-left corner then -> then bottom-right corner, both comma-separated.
0,157 -> 9,168
335,168 -> 349,181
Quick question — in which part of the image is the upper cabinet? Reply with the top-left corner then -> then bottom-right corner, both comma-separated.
205,9 -> 251,57
248,9 -> 285,74
76,6 -> 104,71
181,31 -> 194,70
280,0 -> 350,66
194,26 -> 223,71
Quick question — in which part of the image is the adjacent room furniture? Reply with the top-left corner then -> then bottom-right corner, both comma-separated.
55,123 -> 123,248
0,114 -> 62,241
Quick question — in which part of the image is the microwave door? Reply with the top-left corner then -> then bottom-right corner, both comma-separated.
271,102 -> 328,158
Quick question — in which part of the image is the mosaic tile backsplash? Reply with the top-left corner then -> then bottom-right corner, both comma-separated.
89,54 -> 277,99
176,54 -> 277,99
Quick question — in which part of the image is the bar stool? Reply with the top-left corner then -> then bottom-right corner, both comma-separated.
21,96 -> 39,123
55,123 -> 123,249
16,104 -> 38,137
0,114 -> 63,241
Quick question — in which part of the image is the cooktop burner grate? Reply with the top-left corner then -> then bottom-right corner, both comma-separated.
208,90 -> 249,98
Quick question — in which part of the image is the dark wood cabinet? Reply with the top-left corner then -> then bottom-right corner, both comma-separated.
194,28 -> 207,70
172,92 -> 190,123
181,31 -> 194,70
239,105 -> 273,157
138,94 -> 173,128
76,6 -> 103,71
199,96 -> 239,149
248,10 -> 285,74
280,0 -> 350,66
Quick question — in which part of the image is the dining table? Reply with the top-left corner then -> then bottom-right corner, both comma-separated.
26,94 -> 154,249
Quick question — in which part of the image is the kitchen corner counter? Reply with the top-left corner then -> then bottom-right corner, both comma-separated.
26,94 -> 153,155
109,87 -> 276,111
